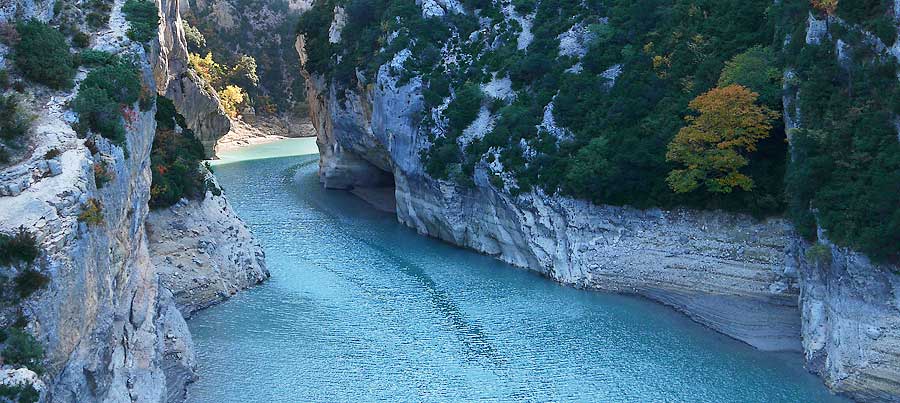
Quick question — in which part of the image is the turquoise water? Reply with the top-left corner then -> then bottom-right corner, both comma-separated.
189,138 -> 846,403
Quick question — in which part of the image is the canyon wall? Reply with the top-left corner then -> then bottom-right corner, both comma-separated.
297,3 -> 900,401
0,0 -> 265,400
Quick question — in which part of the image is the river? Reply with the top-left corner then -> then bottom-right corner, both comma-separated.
187,138 -> 846,402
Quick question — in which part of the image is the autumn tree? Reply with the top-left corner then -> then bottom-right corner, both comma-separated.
810,0 -> 838,15
666,84 -> 779,194
219,85 -> 246,118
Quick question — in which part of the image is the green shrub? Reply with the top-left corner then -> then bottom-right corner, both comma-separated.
149,97 -> 207,208
444,83 -> 483,134
1,328 -> 44,373
0,94 -> 32,145
122,0 -> 160,43
77,50 -> 117,67
785,35 -> 900,261
13,20 -> 75,89
72,31 -> 90,48
0,227 -> 39,267
14,269 -> 49,298
72,86 -> 125,143
80,60 -> 142,105
72,58 -> 142,144
0,384 -> 40,403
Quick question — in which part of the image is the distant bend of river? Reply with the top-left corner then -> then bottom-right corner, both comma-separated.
187,138 -> 846,403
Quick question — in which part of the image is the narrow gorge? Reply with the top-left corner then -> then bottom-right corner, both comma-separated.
0,0 -> 897,402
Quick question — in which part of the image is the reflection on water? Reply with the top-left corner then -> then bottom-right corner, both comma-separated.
187,138 -> 847,403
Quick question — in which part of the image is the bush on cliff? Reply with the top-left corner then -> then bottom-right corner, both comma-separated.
72,57 -> 143,145
122,0 -> 160,43
0,328 -> 44,373
0,94 -> 33,158
12,20 -> 76,90
149,97 -> 207,209
0,227 -> 39,268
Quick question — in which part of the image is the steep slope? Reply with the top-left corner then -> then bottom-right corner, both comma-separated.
0,0 -> 266,400
0,7 -> 193,400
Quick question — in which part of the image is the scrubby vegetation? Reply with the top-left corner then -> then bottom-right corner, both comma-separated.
188,52 -> 254,117
0,227 -> 48,300
78,198 -> 104,226
780,1 -> 900,261
0,94 -> 33,164
0,383 -> 40,403
10,20 -> 76,90
122,0 -> 160,43
0,227 -> 39,268
149,97 -> 208,209
72,55 -> 147,145
0,327 -> 44,373
184,0 -> 304,116
298,0 -> 899,261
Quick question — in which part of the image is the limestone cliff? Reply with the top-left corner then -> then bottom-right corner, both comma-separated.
0,0 -> 265,400
298,36 -> 800,353
783,12 -> 900,403
0,16 -> 193,401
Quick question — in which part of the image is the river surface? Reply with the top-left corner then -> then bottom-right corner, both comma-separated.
188,138 -> 846,402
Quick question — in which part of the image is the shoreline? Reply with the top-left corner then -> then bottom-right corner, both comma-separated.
214,116 -> 316,155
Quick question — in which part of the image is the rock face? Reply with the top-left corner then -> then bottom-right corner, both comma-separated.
796,240 -> 900,403
147,173 -> 269,316
0,47 -> 192,402
153,0 -> 231,158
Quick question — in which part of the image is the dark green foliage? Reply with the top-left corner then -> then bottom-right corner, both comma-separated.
1,328 -> 44,373
0,384 -> 40,403
785,36 -> 900,260
149,97 -> 207,209
14,270 -> 49,298
835,0 -> 897,45
72,31 -> 90,48
85,0 -> 114,29
72,57 -> 142,144
0,227 -> 39,267
718,46 -> 782,108
0,94 -> 31,147
444,83 -> 483,134
122,0 -> 160,43
80,60 -> 142,105
77,49 -> 117,67
72,86 -> 126,143
13,20 -> 75,89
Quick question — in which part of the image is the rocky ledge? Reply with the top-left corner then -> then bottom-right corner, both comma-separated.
147,173 -> 269,316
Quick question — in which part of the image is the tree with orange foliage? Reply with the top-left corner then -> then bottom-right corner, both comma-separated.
666,84 -> 779,194
810,0 -> 838,15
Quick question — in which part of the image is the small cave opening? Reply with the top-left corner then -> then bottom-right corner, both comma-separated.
321,148 -> 396,214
